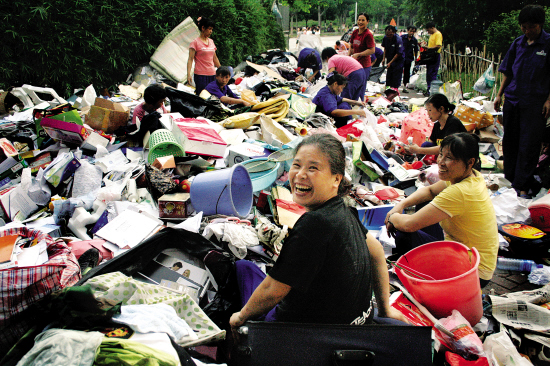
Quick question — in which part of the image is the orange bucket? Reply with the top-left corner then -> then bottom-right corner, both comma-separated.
395,241 -> 483,326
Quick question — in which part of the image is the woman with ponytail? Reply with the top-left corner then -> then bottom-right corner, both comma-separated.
404,93 -> 466,156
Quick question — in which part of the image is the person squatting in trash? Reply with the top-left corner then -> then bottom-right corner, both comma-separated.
494,4 -> 550,199
187,17 -> 221,95
131,84 -> 168,125
401,25 -> 419,93
322,47 -> 367,104
370,47 -> 384,68
385,133 -> 499,288
424,22 -> 443,93
297,48 -> 323,82
312,72 -> 367,128
229,134 -> 409,332
348,12 -> 376,81
205,66 -> 251,107
403,94 -> 466,161
382,25 -> 405,90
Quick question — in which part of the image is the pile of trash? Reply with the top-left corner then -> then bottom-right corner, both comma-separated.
2,23 -> 550,366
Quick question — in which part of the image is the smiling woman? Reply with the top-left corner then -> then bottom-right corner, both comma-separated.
385,133 -> 499,288
229,134 -> 408,331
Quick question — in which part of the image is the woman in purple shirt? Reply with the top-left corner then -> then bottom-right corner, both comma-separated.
494,5 -> 550,198
312,73 -> 367,128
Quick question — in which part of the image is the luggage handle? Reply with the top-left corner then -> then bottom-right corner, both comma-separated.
332,350 -> 375,366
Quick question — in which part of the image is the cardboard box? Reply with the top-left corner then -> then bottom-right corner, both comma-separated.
477,127 -> 500,143
85,97 -> 130,134
158,193 -> 191,218
225,143 -> 271,167
41,117 -> 91,145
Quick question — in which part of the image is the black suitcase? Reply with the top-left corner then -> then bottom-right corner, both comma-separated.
233,321 -> 433,366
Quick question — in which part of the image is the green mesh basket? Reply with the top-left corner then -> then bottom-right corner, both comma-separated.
147,129 -> 186,164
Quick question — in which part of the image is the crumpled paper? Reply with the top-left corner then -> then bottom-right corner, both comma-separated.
490,188 -> 530,225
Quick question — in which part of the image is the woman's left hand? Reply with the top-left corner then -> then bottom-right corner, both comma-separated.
355,100 -> 367,107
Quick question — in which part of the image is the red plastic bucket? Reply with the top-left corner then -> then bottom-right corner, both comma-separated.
395,241 -> 482,326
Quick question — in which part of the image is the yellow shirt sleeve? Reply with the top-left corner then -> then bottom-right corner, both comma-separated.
428,31 -> 443,53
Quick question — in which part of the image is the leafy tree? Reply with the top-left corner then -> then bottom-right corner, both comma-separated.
410,0 -> 547,49
484,6 -> 550,57
0,0 -> 284,96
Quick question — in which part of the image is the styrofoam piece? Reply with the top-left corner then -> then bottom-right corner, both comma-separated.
21,84 -> 67,108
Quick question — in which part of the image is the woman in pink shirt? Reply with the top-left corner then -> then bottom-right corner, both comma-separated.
187,17 -> 221,95
322,48 -> 367,102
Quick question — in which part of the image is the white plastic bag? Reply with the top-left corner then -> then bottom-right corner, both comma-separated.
473,63 -> 495,94
483,331 -> 532,366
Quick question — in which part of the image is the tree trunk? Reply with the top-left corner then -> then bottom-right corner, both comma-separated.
397,16 -> 400,29
318,5 -> 321,28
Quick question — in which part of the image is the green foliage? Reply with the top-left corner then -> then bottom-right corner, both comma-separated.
0,0 -> 284,97
484,7 -> 550,57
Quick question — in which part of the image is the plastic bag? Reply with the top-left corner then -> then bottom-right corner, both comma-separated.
398,108 -> 434,147
529,265 -> 550,285
165,87 -> 222,119
241,89 -> 259,105
473,63 -> 495,94
415,67 -> 428,92
435,310 -> 486,361
483,331 -> 532,366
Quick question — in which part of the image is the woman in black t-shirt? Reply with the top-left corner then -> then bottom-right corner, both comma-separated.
229,134 -> 408,332
404,94 -> 466,156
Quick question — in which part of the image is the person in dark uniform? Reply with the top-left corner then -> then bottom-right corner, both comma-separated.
401,26 -> 419,93
381,25 -> 405,89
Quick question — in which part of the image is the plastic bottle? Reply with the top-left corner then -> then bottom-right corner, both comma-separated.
496,257 -> 539,272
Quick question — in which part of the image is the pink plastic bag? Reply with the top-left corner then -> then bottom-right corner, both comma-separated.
435,310 -> 485,361
398,108 -> 434,147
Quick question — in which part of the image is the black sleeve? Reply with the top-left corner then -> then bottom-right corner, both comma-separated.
445,115 -> 467,135
268,212 -> 332,292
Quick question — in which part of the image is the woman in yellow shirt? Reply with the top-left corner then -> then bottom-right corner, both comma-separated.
385,133 -> 498,287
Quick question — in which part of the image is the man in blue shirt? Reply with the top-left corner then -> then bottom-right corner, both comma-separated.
205,67 -> 251,107
381,25 -> 405,89
401,26 -> 419,93
297,48 -> 323,82
495,5 -> 550,198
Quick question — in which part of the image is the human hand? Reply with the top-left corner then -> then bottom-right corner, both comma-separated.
351,53 -> 359,59
187,75 -> 193,86
378,307 -> 411,324
543,100 -> 550,119
242,101 -> 252,107
356,100 -> 367,107
404,143 -> 418,155
308,75 -> 315,82
229,312 -> 246,343
494,95 -> 502,112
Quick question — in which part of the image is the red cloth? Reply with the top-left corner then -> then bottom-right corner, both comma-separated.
0,227 -> 80,350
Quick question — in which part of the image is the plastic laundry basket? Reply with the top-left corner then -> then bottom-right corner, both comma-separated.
147,129 -> 186,164
395,241 -> 483,326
